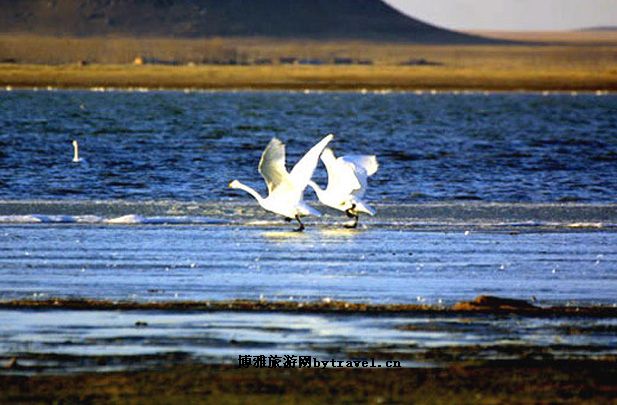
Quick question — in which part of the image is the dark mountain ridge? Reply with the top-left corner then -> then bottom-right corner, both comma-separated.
0,0 -> 497,43
578,26 -> 617,32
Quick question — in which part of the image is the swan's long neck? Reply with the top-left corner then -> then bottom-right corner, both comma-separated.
233,181 -> 264,203
72,141 -> 79,162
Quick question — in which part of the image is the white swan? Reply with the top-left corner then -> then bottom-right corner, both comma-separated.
71,140 -> 82,163
308,148 -> 378,228
229,134 -> 334,231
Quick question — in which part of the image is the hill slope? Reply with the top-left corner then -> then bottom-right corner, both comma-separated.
0,0 -> 495,43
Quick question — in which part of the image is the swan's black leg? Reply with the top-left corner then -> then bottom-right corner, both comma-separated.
344,213 -> 359,229
345,204 -> 357,218
344,204 -> 358,228
293,215 -> 305,232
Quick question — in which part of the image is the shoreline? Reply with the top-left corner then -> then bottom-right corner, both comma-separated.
2,85 -> 615,94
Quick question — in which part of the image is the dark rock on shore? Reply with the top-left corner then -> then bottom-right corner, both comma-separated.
452,295 -> 539,312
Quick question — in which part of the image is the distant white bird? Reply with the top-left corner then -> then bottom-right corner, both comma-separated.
71,140 -> 82,163
308,148 -> 378,228
229,134 -> 334,231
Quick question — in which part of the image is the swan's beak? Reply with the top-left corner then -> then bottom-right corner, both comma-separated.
228,181 -> 235,188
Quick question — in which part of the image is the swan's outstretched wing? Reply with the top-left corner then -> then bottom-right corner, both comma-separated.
258,138 -> 289,194
340,155 -> 378,198
289,134 -> 334,188
341,155 -> 379,176
321,148 -> 362,196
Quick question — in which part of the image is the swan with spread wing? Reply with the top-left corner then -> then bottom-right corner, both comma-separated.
308,148 -> 378,228
229,134 -> 334,231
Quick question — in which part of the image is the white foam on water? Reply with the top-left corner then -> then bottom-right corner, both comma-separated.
0,201 -> 615,229
245,220 -> 283,226
0,213 -> 613,229
0,214 -> 226,225
105,214 -> 145,224
105,215 -> 226,225
0,215 -> 103,224
567,222 -> 604,229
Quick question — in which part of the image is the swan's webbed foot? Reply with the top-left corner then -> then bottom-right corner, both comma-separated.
293,215 -> 305,232
284,217 -> 293,222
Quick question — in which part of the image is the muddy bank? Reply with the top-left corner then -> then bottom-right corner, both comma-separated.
2,295 -> 616,317
2,360 -> 616,403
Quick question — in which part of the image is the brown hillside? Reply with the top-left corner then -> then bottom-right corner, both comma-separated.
0,0 -> 498,44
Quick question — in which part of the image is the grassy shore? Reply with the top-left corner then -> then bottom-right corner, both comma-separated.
1,62 -> 616,91
1,32 -> 616,91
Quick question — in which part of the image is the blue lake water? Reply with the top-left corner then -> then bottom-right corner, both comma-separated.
0,90 -> 616,202
0,91 -> 617,304
0,89 -> 616,303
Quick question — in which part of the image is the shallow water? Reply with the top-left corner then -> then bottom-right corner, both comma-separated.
1,220 -> 616,305
2,309 -> 616,372
1,199 -> 615,305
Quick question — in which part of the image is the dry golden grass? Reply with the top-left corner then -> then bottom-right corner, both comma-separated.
2,63 -> 615,91
1,34 -> 616,90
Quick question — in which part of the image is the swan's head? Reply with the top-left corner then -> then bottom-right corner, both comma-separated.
228,180 -> 241,189
72,140 -> 78,147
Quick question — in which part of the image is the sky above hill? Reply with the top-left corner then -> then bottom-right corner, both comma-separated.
385,0 -> 617,31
